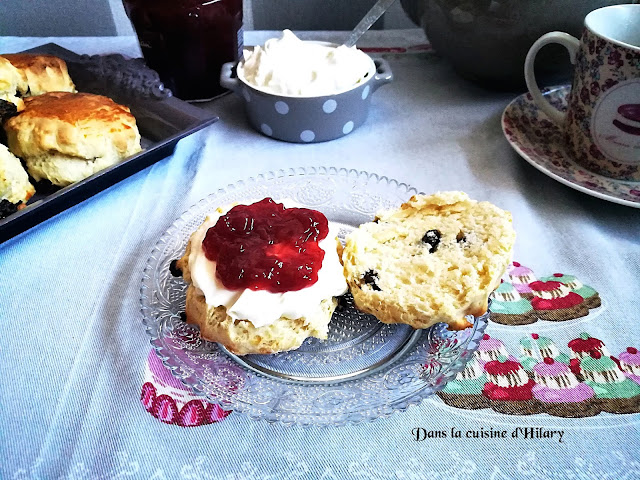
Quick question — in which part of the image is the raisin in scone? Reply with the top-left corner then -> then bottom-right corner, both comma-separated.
174,199 -> 348,355
342,192 -> 515,330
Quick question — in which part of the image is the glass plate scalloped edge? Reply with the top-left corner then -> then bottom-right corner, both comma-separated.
140,166 -> 489,427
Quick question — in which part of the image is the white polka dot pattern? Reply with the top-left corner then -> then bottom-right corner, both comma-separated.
261,124 -> 273,136
275,101 -> 289,114
362,85 -> 370,100
323,99 -> 337,113
343,121 -> 354,134
300,130 -> 316,142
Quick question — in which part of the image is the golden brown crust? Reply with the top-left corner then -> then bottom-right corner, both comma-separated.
9,91 -> 135,133
4,92 -> 141,186
175,240 -> 193,283
1,54 -> 75,96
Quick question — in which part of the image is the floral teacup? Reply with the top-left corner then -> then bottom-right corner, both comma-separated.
525,4 -> 640,181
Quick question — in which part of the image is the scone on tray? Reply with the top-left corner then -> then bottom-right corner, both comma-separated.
0,56 -> 26,113
342,191 -> 516,330
0,53 -> 76,97
0,143 -> 35,218
175,198 -> 348,355
4,92 -> 142,187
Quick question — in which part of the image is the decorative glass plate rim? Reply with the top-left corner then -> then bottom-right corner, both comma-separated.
140,166 -> 489,427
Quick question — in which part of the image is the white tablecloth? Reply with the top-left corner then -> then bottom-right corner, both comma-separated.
1,32 -> 639,480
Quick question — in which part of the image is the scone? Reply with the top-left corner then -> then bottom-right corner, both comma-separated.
0,53 -> 75,97
0,56 -> 25,113
174,198 -> 348,355
342,192 -> 516,330
0,143 -> 35,218
4,92 -> 142,187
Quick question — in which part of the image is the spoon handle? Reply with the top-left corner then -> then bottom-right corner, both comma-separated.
343,0 -> 398,48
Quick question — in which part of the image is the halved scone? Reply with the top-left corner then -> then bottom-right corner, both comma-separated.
342,192 -> 516,330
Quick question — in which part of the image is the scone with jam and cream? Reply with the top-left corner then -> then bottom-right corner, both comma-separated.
342,192 -> 516,331
174,198 -> 348,355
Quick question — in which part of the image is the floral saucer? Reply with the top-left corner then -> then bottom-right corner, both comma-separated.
502,85 -> 640,208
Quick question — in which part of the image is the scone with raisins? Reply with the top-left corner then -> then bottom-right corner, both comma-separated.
342,192 -> 515,330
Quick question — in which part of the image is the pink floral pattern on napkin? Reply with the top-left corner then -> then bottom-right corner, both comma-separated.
140,351 -> 231,427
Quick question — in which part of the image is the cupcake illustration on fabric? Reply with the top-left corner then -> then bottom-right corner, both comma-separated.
531,357 -> 596,417
507,262 -> 537,299
482,356 -> 541,415
519,333 -> 570,372
540,273 -> 601,310
141,351 -> 232,427
568,332 -> 611,359
578,351 -> 640,414
619,347 -> 640,386
489,280 -> 536,325
529,280 -> 590,321
476,334 -> 513,365
438,355 -> 490,409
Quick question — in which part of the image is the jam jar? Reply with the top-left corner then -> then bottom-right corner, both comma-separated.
123,0 -> 243,100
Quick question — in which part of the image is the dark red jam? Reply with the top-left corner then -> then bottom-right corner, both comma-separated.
202,198 -> 329,293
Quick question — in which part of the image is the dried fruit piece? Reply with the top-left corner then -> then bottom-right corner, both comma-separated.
169,259 -> 182,277
421,229 -> 441,253
0,199 -> 19,219
362,269 -> 381,291
0,99 -> 18,122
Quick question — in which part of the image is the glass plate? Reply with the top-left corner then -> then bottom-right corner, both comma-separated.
140,167 -> 489,426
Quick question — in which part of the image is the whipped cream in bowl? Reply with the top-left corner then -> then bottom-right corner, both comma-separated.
238,30 -> 375,97
220,30 -> 393,143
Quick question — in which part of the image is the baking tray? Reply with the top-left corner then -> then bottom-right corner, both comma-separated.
0,43 -> 218,244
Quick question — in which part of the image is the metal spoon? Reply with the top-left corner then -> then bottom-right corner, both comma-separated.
343,0 -> 398,48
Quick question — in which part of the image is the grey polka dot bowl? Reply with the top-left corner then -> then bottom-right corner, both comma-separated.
219,52 -> 393,143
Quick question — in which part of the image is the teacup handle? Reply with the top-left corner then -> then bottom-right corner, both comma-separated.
524,32 -> 580,125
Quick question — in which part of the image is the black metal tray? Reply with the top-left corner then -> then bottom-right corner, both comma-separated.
0,43 -> 218,244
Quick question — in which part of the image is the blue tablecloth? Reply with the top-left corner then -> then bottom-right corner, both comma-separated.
1,32 -> 639,479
